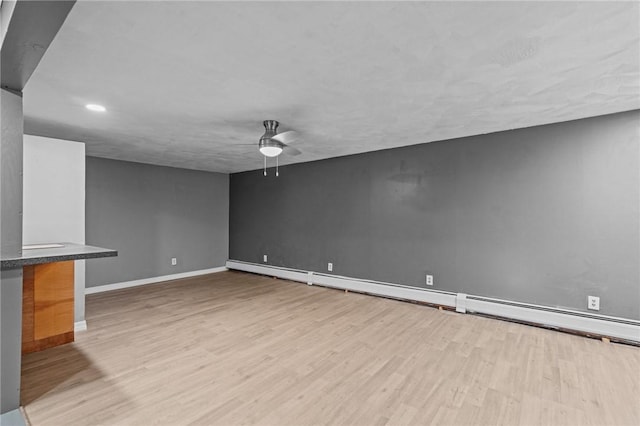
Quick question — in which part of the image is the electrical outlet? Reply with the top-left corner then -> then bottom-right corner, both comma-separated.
426,274 -> 433,286
328,262 -> 333,272
588,295 -> 600,311
263,254 -> 268,263
171,257 -> 177,266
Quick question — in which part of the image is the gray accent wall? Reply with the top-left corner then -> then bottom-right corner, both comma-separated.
1,88 -> 24,414
230,111 -> 640,320
2,3 -> 74,415
86,157 -> 229,287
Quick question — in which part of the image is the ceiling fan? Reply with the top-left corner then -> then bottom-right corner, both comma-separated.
256,120 -> 300,176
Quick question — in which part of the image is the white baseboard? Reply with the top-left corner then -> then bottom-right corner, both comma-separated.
74,320 -> 87,332
463,297 -> 640,343
226,260 -> 640,343
226,260 -> 456,309
312,270 -> 456,307
85,267 -> 228,295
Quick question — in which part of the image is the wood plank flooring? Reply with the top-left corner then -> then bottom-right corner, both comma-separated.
21,271 -> 640,425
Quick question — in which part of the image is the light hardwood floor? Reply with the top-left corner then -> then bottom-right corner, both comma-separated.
21,271 -> 640,426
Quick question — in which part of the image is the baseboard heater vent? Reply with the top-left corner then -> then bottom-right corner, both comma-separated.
226,260 -> 640,344
464,295 -> 639,344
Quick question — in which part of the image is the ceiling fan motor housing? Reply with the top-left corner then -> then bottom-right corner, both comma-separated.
259,120 -> 284,152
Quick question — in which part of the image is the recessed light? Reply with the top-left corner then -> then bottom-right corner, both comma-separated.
85,104 -> 106,112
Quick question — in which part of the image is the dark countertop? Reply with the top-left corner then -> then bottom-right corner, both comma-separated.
1,243 -> 117,270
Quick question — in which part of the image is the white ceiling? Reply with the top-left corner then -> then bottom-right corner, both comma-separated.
24,1 -> 640,173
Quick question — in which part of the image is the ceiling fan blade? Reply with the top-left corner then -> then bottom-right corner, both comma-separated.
271,130 -> 298,145
283,144 -> 302,156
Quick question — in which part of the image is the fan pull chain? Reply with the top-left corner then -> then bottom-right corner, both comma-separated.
263,156 -> 267,176
276,156 -> 279,177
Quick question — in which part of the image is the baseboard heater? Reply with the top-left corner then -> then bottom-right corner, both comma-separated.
226,260 -> 640,344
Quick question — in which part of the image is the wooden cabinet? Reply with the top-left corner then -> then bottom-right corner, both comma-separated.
22,261 -> 75,354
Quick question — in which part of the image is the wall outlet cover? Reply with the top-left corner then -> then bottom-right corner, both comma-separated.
263,254 -> 268,263
426,274 -> 433,286
171,257 -> 177,266
588,295 -> 600,311
328,262 -> 333,272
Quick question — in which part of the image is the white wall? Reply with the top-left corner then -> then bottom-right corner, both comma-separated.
23,135 -> 86,324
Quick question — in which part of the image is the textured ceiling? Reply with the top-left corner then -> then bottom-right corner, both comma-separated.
24,1 -> 640,173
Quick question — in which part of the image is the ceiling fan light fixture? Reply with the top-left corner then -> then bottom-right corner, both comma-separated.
259,145 -> 283,157
259,121 -> 284,157
85,103 -> 106,112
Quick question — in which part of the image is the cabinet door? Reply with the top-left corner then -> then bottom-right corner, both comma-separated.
22,265 -> 36,346
34,261 -> 74,340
